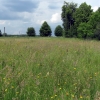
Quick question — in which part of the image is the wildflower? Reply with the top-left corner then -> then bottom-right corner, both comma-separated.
46,72 -> 49,77
5,89 -> 7,92
18,73 -> 20,75
11,86 -> 14,88
16,92 -> 19,94
71,94 -> 74,98
94,73 -> 97,76
73,83 -> 77,86
37,76 -> 39,78
51,96 -> 53,99
90,77 -> 92,79
80,95 -> 83,98
66,92 -> 69,96
55,95 -> 57,97
74,68 -> 76,70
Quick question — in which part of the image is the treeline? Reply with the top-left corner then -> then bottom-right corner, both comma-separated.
26,1 -> 100,40
27,1 -> 100,40
62,2 -> 100,40
26,21 -> 63,37
0,1 -> 100,40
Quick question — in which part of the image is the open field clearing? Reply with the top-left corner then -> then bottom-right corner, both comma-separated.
0,37 -> 100,100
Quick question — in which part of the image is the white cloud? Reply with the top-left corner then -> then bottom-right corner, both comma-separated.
0,0 -> 100,35
41,20 -> 46,24
36,20 -> 46,25
50,13 -> 61,23
92,6 -> 98,12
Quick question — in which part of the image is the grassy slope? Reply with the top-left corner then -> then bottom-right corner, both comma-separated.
0,37 -> 100,100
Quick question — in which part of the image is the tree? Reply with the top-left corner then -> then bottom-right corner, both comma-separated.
77,22 -> 93,38
0,30 -> 2,36
94,22 -> 100,40
74,2 -> 93,36
61,1 -> 77,37
54,25 -> 63,36
27,27 -> 36,36
88,8 -> 100,38
39,21 -> 52,36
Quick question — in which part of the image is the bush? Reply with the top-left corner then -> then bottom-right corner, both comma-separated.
27,27 -> 36,36
54,25 -> 63,36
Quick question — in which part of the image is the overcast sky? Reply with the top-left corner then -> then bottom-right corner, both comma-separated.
0,0 -> 100,35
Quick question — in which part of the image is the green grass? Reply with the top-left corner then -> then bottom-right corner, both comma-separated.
0,37 -> 100,100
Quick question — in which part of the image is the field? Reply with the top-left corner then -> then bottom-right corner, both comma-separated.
0,37 -> 100,100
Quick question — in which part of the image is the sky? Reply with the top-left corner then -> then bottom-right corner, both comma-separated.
0,0 -> 100,35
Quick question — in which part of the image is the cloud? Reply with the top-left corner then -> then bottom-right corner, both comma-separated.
50,13 -> 61,23
0,0 -> 39,20
92,6 -> 98,12
36,20 -> 46,25
0,0 -> 100,35
2,0 -> 38,12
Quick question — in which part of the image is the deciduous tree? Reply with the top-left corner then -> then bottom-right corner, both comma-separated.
39,21 -> 52,36
54,25 -> 63,36
27,27 -> 36,36
74,2 -> 93,36
61,1 -> 77,37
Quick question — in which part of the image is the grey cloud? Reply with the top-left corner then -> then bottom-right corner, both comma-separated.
48,1 -> 63,10
0,0 -> 39,20
48,5 -> 59,9
3,0 -> 39,12
0,11 -> 21,20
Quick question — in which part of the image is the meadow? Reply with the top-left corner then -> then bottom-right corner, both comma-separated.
0,37 -> 100,100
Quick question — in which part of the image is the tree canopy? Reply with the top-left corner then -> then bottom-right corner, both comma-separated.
61,1 -> 100,40
27,27 -> 36,36
39,21 -> 52,37
61,1 -> 77,37
54,25 -> 63,36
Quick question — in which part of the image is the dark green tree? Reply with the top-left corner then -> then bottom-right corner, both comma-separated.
27,27 -> 36,36
61,1 -> 77,37
39,21 -> 52,36
0,30 -> 2,36
74,2 -> 93,37
54,25 -> 63,36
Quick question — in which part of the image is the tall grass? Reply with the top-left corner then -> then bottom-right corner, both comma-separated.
0,37 -> 100,100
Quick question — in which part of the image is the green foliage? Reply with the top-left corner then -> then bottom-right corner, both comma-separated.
61,1 -> 77,37
74,2 -> 93,36
27,27 -> 36,36
54,25 -> 63,36
39,21 -> 52,37
77,23 -> 93,38
94,22 -> 100,40
88,8 -> 100,38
